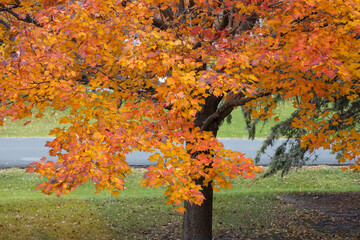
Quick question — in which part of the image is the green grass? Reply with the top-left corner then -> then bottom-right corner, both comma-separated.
217,101 -> 295,138
0,103 -> 295,138
0,167 -> 359,239
0,108 -> 70,137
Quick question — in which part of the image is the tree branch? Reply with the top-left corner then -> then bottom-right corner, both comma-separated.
178,0 -> 185,14
200,91 -> 273,131
0,3 -> 41,27
238,11 -> 258,33
0,17 -> 10,30
217,10 -> 230,31
160,5 -> 174,21
152,17 -> 169,30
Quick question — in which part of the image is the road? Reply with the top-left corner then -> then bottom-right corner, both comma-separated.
0,137 -> 349,168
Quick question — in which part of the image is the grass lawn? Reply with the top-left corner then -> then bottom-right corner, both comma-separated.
0,103 -> 295,138
0,166 -> 359,239
0,108 -> 70,137
217,101 -> 295,138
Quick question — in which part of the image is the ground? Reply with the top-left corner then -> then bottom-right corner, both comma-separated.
215,192 -> 360,240
278,192 -> 360,240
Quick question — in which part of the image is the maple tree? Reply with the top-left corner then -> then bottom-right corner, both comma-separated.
0,0 -> 359,239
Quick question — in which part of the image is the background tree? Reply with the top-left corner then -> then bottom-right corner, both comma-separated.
0,0 -> 359,239
252,94 -> 360,177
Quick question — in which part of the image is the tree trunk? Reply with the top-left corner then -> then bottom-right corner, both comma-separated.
182,95 -> 222,240
182,179 -> 213,240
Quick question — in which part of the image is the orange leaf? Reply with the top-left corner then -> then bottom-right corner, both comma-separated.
177,207 -> 186,214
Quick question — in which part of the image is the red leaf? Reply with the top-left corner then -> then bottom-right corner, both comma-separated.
35,182 -> 47,190
308,58 -> 321,66
191,26 -> 201,36
25,166 -> 34,173
202,30 -> 214,40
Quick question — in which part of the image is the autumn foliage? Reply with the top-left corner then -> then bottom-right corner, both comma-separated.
0,0 -> 359,213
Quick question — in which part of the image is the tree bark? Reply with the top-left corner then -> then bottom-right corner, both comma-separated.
182,179 -> 213,240
182,95 -> 222,240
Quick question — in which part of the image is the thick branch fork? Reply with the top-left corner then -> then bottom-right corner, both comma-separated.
200,91 -> 273,132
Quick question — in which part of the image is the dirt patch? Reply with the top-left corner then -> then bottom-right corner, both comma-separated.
278,192 -> 360,239
215,192 -> 360,240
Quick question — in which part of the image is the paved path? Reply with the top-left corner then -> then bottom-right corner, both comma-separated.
0,137 -> 348,168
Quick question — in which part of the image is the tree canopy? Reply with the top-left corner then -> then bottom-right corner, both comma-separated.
0,0 -> 359,238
